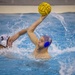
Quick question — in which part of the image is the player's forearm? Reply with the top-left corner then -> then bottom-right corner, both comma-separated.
27,16 -> 46,32
10,28 -> 28,42
18,28 -> 28,36
8,28 -> 28,47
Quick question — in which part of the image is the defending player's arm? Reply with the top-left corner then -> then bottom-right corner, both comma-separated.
27,16 -> 46,45
7,28 -> 28,47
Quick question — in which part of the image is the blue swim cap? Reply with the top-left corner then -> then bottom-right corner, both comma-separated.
43,35 -> 52,48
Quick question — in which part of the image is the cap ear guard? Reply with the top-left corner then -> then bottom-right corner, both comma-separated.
0,40 -> 7,47
44,41 -> 51,48
0,35 -> 9,47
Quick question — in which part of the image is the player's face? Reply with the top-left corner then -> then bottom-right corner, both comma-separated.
38,37 -> 45,48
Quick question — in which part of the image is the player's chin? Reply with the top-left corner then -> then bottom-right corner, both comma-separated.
38,44 -> 40,47
38,45 -> 43,49
38,44 -> 41,48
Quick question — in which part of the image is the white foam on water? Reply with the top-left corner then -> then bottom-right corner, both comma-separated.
0,47 -> 23,59
49,44 -> 75,57
0,46 -> 32,59
0,42 -> 75,60
59,60 -> 75,75
0,36 -> 33,59
48,44 -> 75,75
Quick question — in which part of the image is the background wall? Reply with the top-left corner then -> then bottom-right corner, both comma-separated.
0,0 -> 75,5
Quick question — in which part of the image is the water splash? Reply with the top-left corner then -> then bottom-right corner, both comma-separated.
49,44 -> 75,57
59,60 -> 75,75
51,13 -> 68,31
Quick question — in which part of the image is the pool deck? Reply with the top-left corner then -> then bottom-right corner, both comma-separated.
0,5 -> 75,13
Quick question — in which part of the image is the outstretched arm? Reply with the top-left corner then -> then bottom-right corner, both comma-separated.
7,28 -> 28,47
27,16 -> 47,45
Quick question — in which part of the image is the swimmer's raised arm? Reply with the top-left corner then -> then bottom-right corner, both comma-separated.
7,28 -> 28,47
27,16 -> 47,45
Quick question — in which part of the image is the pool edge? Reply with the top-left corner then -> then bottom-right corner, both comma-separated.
0,5 -> 75,13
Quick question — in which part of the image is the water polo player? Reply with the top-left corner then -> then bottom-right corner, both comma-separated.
27,2 -> 52,59
27,15 -> 52,59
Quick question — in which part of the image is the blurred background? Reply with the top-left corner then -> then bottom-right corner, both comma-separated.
0,0 -> 75,5
0,0 -> 75,14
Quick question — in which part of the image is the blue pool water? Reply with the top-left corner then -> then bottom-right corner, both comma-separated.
0,13 -> 75,75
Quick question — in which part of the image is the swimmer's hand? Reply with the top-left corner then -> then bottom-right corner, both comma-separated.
40,15 -> 47,21
7,38 -> 13,47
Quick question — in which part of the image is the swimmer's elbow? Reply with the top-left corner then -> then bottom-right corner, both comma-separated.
27,30 -> 32,36
27,29 -> 33,34
27,27 -> 35,33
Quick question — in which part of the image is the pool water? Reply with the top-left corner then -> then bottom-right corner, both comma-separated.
0,13 -> 75,75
